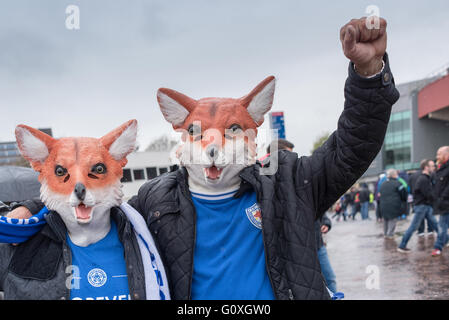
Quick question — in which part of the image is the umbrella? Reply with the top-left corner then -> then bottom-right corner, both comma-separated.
0,166 -> 41,203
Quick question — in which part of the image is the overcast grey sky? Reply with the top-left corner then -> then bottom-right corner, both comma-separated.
1,0 -> 448,156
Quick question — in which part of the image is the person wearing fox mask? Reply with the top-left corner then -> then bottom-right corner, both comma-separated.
7,17 -> 399,299
0,120 -> 169,300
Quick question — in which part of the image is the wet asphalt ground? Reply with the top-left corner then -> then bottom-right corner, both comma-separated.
325,210 -> 449,300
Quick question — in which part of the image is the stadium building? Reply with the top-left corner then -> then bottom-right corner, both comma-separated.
363,67 -> 449,183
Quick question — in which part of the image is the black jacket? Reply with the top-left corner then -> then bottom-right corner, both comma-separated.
413,173 -> 434,206
434,161 -> 449,215
409,170 -> 422,195
341,194 -> 351,209
379,179 -> 407,220
359,186 -> 370,203
0,208 -> 146,300
17,54 -> 399,300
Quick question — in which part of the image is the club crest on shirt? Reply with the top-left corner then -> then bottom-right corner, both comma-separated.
245,203 -> 262,229
87,268 -> 108,287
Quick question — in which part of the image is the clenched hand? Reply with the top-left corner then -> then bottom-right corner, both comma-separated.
340,17 -> 387,77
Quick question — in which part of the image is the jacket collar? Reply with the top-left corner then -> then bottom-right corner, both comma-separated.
176,166 -> 191,198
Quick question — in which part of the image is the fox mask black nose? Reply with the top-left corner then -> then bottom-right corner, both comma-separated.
74,183 -> 86,201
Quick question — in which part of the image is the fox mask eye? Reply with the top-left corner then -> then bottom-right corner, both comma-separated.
55,165 -> 70,182
229,124 -> 242,132
92,163 -> 107,175
187,124 -> 202,141
188,124 -> 199,135
55,165 -> 67,177
224,124 -> 243,139
87,163 -> 107,179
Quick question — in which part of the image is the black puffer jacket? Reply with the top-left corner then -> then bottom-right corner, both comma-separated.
413,173 -> 434,206
434,161 -> 449,215
128,54 -> 399,300
359,185 -> 371,203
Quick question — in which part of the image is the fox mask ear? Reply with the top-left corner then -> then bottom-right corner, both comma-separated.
15,125 -> 56,171
157,77 -> 275,129
100,119 -> 138,165
240,76 -> 276,126
157,88 -> 198,129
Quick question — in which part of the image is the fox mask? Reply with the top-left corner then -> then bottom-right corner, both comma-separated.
15,120 -> 137,229
157,76 -> 275,193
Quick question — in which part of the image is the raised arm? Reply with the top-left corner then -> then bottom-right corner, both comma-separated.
298,17 -> 400,219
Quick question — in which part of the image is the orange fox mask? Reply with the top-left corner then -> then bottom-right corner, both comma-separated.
15,120 -> 137,230
157,76 -> 275,193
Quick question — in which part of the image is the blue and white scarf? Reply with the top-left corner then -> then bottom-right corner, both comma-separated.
0,206 -> 49,243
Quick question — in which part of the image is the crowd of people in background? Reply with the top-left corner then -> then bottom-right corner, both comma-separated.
330,146 -> 449,258
258,141 -> 449,296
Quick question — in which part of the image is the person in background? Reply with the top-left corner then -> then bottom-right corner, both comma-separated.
431,146 -> 449,256
332,200 -> 342,220
375,173 -> 386,222
349,187 -> 361,220
409,162 -> 436,237
315,212 -> 337,294
369,191 -> 375,211
398,160 -> 439,252
377,172 -> 409,220
379,169 -> 408,239
359,183 -> 371,220
398,170 -> 411,220
259,139 -> 295,166
333,193 -> 350,222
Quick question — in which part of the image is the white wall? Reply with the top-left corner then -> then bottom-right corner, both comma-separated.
121,151 -> 174,200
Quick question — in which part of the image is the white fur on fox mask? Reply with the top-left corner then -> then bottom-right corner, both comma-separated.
177,129 -> 257,194
41,179 -> 123,221
40,179 -> 124,247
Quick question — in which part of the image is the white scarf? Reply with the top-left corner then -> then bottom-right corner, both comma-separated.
120,203 -> 170,300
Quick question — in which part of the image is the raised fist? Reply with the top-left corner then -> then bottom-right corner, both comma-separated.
340,17 -> 387,77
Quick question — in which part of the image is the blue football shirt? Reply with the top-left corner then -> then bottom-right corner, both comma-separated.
190,190 -> 275,300
67,220 -> 131,300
